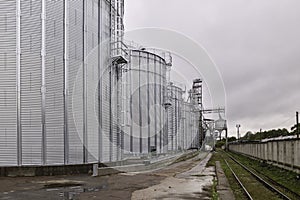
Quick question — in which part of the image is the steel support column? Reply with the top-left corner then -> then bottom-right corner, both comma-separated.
41,0 -> 47,165
16,0 -> 22,166
82,0 -> 88,163
63,0 -> 69,164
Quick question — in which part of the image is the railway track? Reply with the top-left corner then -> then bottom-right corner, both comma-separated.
223,152 -> 299,200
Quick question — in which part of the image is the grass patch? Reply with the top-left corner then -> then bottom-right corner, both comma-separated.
211,177 -> 219,200
207,151 -> 247,199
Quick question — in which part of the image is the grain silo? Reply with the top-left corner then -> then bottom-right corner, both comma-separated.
181,101 -> 201,150
0,0 -> 127,167
122,49 -> 170,156
165,83 -> 184,152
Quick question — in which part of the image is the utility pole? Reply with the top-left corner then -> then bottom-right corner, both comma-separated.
297,111 -> 299,139
225,128 -> 228,151
260,128 -> 262,142
236,124 -> 241,142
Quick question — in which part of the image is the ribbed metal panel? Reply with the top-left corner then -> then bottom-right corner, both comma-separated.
155,61 -> 161,152
0,1 -> 17,166
166,84 -> 183,152
111,67 -> 120,161
158,62 -> 163,153
148,56 -> 155,153
185,103 -> 192,149
67,0 -> 84,164
122,68 -> 131,154
167,105 -> 173,151
139,54 -> 148,154
86,0 -> 99,163
130,53 -> 140,154
99,0 -> 111,163
45,0 -> 64,165
124,50 -> 167,156
20,0 -> 43,165
149,68 -> 155,152
0,0 -> 120,166
122,52 -> 134,155
100,67 -> 111,162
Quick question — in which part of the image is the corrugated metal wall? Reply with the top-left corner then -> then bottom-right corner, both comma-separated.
0,0 -> 202,167
45,0 -> 64,165
86,0 -> 99,163
20,0 -> 43,165
0,1 -> 17,166
181,102 -> 200,150
67,0 -> 84,164
99,0 -> 112,163
122,50 -> 167,156
166,84 -> 183,152
0,0 -> 118,166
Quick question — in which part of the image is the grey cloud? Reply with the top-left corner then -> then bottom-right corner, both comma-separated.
125,0 -> 300,136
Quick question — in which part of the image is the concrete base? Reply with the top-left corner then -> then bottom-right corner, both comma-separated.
216,161 -> 235,200
98,151 -> 199,176
0,164 -> 95,177
0,151 -> 199,177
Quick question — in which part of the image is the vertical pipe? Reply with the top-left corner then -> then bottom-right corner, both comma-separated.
154,58 -> 157,151
296,111 -> 299,139
41,0 -> 47,165
16,0 -> 22,166
171,88 -> 173,151
173,90 -> 177,151
109,0 -> 114,162
82,0 -> 88,163
159,63 -> 162,153
147,54 -> 150,153
117,66 -> 121,160
139,52 -> 142,154
130,52 -> 133,153
165,107 -> 168,152
98,0 -> 102,163
63,0 -> 69,165
225,128 -> 228,151
109,70 -> 112,162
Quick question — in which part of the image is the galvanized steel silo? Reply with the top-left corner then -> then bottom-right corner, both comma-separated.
122,49 -> 167,156
0,0 -> 123,166
181,101 -> 200,150
166,83 -> 183,152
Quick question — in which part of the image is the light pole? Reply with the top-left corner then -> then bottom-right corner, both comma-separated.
260,128 -> 262,142
236,124 -> 241,142
296,111 -> 299,139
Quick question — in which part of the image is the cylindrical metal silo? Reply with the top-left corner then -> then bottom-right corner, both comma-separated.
166,83 -> 183,152
122,49 -> 167,156
181,101 -> 199,150
0,0 -> 124,167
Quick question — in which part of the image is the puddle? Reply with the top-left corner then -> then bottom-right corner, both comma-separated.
55,184 -> 107,200
43,180 -> 84,188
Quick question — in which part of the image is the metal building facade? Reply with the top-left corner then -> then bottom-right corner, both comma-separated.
0,1 -> 18,166
0,0 -> 203,168
0,0 -> 125,167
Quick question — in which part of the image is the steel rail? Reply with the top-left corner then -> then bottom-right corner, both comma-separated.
227,153 -> 291,200
224,159 -> 253,200
229,152 -> 300,200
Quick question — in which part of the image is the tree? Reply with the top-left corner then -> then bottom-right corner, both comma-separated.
291,124 -> 300,135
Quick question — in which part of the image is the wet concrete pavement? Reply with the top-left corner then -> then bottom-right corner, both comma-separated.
0,152 -> 215,200
132,153 -> 214,199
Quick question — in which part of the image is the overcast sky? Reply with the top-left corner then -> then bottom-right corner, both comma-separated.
124,0 -> 300,137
